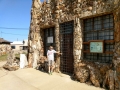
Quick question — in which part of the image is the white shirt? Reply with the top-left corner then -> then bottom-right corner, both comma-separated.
47,50 -> 56,61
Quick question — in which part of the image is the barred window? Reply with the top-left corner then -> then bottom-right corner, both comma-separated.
83,14 -> 114,63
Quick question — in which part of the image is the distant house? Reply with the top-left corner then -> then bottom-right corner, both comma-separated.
22,39 -> 28,50
11,39 -> 28,51
0,38 -> 12,55
0,38 -> 12,44
11,41 -> 23,50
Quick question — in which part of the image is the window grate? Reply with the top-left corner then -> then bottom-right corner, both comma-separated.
60,21 -> 73,34
83,14 -> 114,63
60,21 -> 74,74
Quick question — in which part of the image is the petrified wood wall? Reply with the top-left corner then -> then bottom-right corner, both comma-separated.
73,17 -> 83,69
0,44 -> 11,56
28,0 -> 120,89
28,0 -> 43,68
113,1 -> 120,89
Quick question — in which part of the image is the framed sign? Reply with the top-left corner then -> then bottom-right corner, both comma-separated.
47,36 -> 53,43
90,40 -> 104,53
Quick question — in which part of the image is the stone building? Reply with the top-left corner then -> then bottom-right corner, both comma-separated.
28,0 -> 120,89
0,38 -> 11,56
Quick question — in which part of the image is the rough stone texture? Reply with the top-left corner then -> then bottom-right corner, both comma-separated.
3,64 -> 19,71
28,0 -> 120,89
75,65 -> 89,83
36,56 -> 47,71
28,0 -> 43,68
54,19 -> 61,72
3,49 -> 20,71
54,1 -> 61,72
103,70 -> 120,90
6,49 -> 15,65
113,1 -> 120,89
73,17 -> 83,68
0,44 -> 11,56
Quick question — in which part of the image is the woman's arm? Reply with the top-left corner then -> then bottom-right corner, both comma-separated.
54,50 -> 62,55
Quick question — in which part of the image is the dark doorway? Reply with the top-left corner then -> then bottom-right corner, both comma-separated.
44,27 -> 55,56
60,21 -> 74,74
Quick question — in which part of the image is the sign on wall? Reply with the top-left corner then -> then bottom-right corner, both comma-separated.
90,41 -> 104,53
47,37 -> 53,43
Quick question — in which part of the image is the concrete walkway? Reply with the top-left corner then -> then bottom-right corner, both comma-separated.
0,61 -> 104,90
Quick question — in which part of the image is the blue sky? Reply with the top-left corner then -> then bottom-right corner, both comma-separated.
0,0 -> 43,42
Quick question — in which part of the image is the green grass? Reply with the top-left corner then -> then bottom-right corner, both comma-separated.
15,54 -> 20,58
0,54 -> 21,62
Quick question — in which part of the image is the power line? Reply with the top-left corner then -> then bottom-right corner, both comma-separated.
1,31 -> 28,36
0,27 -> 29,30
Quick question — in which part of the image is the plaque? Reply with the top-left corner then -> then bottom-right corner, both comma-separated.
47,37 -> 53,43
90,41 -> 104,53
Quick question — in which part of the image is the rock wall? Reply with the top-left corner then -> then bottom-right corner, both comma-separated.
73,17 -> 83,69
0,44 -> 11,56
28,0 -> 43,68
28,0 -> 120,89
113,1 -> 120,89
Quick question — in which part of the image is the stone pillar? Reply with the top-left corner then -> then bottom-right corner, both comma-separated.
55,19 -> 60,72
28,0 -> 42,68
73,17 -> 83,71
54,1 -> 60,72
113,4 -> 120,89
6,49 -> 15,65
